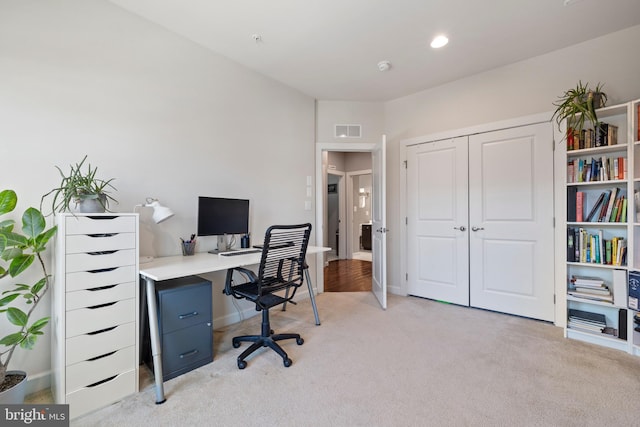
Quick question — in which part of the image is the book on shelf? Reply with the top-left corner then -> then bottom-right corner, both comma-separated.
570,275 -> 604,286
567,187 -> 577,222
568,308 -> 607,326
576,191 -> 584,222
566,157 -> 626,183
603,187 -> 618,222
567,228 -> 576,262
585,191 -> 606,222
571,229 -> 626,265
637,104 -> 640,141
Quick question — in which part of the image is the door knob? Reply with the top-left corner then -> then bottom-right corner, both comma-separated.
453,226 -> 466,231
471,226 -> 484,232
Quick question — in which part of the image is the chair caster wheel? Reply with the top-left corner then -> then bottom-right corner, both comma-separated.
283,358 -> 292,367
296,337 -> 304,345
232,340 -> 240,348
238,360 -> 247,369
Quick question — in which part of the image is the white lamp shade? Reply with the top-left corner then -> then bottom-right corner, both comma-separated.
146,200 -> 174,224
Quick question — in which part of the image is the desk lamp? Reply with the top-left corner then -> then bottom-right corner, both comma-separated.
136,198 -> 175,263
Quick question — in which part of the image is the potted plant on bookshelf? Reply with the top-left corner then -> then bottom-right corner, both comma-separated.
552,81 -> 607,136
40,155 -> 117,215
0,189 -> 57,403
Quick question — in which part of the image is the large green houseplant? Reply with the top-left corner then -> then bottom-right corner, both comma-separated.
40,155 -> 117,215
0,189 -> 57,397
551,81 -> 607,134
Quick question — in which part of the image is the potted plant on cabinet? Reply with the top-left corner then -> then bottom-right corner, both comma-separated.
0,189 -> 57,403
551,80 -> 607,135
40,155 -> 117,215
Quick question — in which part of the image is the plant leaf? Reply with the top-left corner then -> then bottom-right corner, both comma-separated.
6,307 -> 28,326
22,207 -> 45,239
0,332 -> 24,347
0,293 -> 20,307
0,190 -> 17,215
9,254 -> 34,277
31,277 -> 47,295
29,317 -> 49,332
20,334 -> 37,350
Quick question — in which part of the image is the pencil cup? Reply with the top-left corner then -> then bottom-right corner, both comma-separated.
181,240 -> 196,256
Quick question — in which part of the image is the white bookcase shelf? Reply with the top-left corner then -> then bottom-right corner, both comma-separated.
564,99 -> 640,355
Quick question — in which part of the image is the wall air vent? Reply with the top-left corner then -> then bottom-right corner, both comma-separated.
335,124 -> 361,138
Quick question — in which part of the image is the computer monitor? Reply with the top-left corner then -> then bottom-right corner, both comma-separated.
197,197 -> 249,251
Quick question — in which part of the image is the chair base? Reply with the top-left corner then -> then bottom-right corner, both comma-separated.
232,309 -> 304,369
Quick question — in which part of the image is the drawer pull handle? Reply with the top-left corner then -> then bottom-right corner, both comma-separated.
87,215 -> 118,220
87,350 -> 117,361
178,311 -> 198,320
87,284 -> 118,291
87,375 -> 117,388
87,233 -> 118,238
87,267 -> 118,274
87,301 -> 117,310
87,326 -> 118,335
179,349 -> 199,359
87,250 -> 118,256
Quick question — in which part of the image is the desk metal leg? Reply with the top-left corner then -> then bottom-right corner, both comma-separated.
144,277 -> 166,404
304,268 -> 321,326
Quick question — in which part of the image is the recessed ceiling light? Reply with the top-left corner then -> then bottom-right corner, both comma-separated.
430,35 -> 449,49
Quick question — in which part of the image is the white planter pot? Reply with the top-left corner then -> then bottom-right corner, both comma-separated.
0,370 -> 27,404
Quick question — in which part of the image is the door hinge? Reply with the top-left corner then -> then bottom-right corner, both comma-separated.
553,217 -> 555,228
552,139 -> 555,151
403,160 -> 407,169
405,217 -> 408,225
405,273 -> 408,281
553,294 -> 556,304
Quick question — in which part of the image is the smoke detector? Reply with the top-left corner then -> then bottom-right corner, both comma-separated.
377,61 -> 391,72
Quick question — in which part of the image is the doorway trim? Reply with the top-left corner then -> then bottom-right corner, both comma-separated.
315,142 -> 377,293
327,170 -> 346,259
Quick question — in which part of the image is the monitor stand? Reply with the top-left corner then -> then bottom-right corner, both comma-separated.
207,235 -> 231,254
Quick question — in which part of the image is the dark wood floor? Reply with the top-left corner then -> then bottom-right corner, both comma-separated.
324,259 -> 372,292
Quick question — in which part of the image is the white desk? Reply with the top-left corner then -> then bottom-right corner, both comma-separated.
139,246 -> 328,404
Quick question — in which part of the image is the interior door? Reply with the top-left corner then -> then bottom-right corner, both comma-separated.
372,136 -> 387,309
406,137 -> 470,305
468,122 -> 554,321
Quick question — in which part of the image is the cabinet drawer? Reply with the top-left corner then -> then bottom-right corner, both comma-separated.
66,369 -> 136,419
65,215 -> 136,235
162,322 -> 213,380
158,281 -> 212,334
66,232 -> 136,254
66,346 -> 135,392
66,265 -> 136,292
66,282 -> 135,311
66,299 -> 136,337
66,322 -> 135,366
66,249 -> 136,273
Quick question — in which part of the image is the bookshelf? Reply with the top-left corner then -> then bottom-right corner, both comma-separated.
564,100 -> 638,353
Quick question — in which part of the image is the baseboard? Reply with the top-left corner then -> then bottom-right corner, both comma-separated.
25,370 -> 51,397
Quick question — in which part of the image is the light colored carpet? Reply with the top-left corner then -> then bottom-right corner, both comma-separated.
68,292 -> 640,426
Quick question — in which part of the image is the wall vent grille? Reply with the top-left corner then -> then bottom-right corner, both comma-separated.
335,124 -> 361,138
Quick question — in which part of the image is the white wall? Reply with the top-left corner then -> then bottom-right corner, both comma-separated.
0,0 -> 315,392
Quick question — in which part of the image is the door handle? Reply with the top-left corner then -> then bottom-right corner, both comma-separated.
471,226 -> 484,232
376,227 -> 389,233
453,226 -> 466,231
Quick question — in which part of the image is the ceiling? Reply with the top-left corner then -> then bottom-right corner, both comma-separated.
109,0 -> 640,102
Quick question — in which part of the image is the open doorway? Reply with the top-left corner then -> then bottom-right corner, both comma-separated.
314,139 -> 387,309
323,153 -> 372,292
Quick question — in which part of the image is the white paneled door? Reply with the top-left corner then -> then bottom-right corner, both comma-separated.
406,122 -> 554,322
407,137 -> 470,306
468,123 -> 554,321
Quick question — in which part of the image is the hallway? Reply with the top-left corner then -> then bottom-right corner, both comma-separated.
324,259 -> 372,292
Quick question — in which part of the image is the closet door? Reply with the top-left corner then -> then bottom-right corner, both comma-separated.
407,137 -> 469,306
468,122 -> 554,321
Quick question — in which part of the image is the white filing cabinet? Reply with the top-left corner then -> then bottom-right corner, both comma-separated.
51,213 -> 139,419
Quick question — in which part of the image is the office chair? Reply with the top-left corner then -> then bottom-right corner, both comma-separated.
224,223 -> 312,369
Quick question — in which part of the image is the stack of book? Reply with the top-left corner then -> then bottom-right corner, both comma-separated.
568,308 -> 607,334
568,275 -> 613,303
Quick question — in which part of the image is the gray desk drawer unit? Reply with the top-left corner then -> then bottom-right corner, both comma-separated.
51,214 -> 139,419
145,276 -> 213,381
